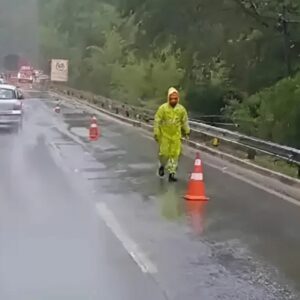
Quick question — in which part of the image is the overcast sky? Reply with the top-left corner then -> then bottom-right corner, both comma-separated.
0,0 -> 39,65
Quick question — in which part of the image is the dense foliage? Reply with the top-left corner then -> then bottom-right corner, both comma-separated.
38,0 -> 300,147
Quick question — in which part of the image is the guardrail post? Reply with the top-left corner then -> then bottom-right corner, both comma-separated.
143,114 -> 150,123
212,137 -> 219,147
247,149 -> 256,160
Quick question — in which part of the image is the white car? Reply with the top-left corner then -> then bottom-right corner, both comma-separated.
0,84 -> 23,131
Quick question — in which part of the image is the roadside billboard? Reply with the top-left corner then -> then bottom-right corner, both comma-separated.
50,59 -> 68,82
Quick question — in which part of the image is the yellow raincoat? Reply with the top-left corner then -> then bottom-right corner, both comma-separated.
154,87 -> 190,174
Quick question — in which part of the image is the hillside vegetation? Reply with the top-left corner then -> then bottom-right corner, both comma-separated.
39,0 -> 300,147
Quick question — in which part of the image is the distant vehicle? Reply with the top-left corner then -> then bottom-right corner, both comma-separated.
0,84 -> 23,131
17,66 -> 34,84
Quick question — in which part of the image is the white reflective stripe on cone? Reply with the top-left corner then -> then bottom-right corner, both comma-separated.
194,159 -> 202,166
91,124 -> 98,128
191,173 -> 203,181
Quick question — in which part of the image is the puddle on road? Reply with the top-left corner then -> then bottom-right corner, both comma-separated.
80,167 -> 106,172
81,171 -> 110,180
52,142 -> 107,173
155,184 -> 208,236
70,127 -> 88,138
36,121 -> 53,127
115,168 -> 210,238
128,163 -> 155,171
77,160 -> 106,171
80,166 -> 110,180
94,146 -> 124,153
92,140 -> 119,151
157,185 -> 185,222
63,112 -> 89,119
186,201 -> 208,236
104,131 -> 122,138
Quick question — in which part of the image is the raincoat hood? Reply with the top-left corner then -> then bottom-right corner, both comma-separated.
167,87 -> 180,103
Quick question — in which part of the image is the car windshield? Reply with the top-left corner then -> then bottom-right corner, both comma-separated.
0,88 -> 14,100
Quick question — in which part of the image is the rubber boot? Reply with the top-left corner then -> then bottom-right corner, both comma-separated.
158,166 -> 165,177
168,173 -> 178,182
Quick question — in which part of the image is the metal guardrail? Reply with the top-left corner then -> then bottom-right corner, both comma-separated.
50,85 -> 300,178
189,121 -> 300,166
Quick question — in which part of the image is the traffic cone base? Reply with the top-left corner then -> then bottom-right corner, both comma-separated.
184,195 -> 208,201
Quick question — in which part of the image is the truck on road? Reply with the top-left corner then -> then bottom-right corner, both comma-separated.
17,65 -> 34,84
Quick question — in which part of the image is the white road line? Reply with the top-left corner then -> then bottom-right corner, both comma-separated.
96,202 -> 157,274
207,162 -> 300,207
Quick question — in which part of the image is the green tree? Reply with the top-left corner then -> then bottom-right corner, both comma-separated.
38,0 -> 300,147
227,75 -> 300,146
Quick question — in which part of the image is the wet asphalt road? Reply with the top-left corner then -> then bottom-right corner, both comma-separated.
0,91 -> 300,299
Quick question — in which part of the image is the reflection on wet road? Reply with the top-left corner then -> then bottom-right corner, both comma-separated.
0,91 -> 299,299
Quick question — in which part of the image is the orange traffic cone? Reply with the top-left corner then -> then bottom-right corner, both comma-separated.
89,116 -> 100,141
184,152 -> 209,201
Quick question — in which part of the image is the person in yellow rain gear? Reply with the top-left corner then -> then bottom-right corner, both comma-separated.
154,87 -> 190,182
